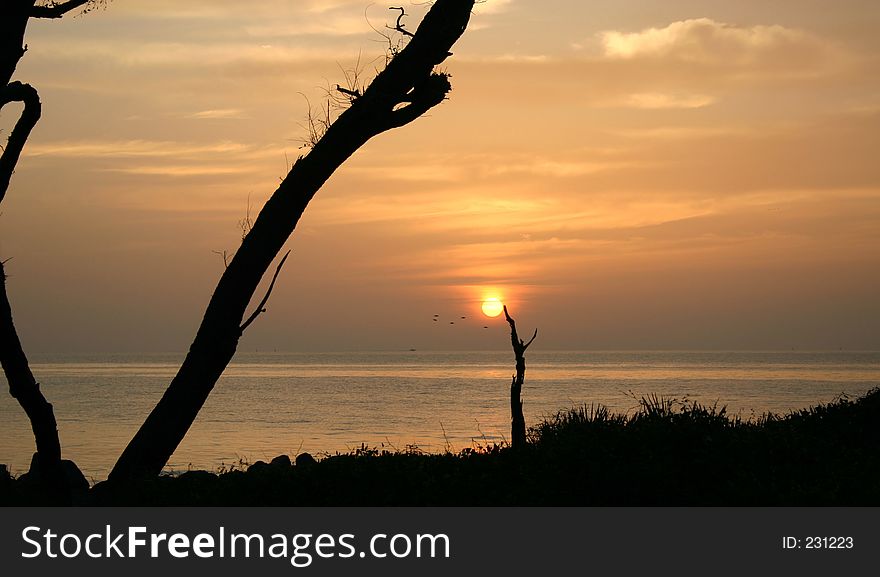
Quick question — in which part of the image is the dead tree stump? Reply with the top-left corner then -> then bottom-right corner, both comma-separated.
503,306 -> 537,449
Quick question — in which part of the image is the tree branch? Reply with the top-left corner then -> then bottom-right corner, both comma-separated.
382,73 -> 450,130
523,328 -> 538,351
389,7 -> 415,38
110,0 -> 475,481
335,84 -> 361,100
503,306 -> 537,352
0,82 -> 42,206
239,250 -> 291,334
30,0 -> 90,19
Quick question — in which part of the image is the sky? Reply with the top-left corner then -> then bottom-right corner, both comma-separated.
2,0 -> 879,353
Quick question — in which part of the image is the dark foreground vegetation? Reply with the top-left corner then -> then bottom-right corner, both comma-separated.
3,388 -> 879,506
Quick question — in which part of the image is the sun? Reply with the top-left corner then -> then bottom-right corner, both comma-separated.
481,297 -> 504,318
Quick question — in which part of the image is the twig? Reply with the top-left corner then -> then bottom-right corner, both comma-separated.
439,421 -> 453,454
239,250 -> 291,333
239,193 -> 253,241
389,7 -> 415,37
211,250 -> 229,269
335,85 -> 361,99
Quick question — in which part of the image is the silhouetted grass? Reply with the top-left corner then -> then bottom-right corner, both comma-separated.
3,388 -> 879,505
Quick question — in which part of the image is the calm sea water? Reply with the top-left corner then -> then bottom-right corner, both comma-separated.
1,351 -> 878,481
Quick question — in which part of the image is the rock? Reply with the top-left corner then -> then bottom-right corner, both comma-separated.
20,452 -> 89,494
0,464 -> 11,489
177,470 -> 217,484
247,460 -> 269,474
14,453 -> 89,503
295,452 -> 317,467
270,455 -> 291,468
61,460 -> 89,493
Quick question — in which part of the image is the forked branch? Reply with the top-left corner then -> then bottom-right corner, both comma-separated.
389,7 -> 415,38
504,305 -> 538,356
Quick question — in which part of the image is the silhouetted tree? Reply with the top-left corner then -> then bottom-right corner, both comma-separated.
503,306 -> 537,449
2,2 -> 105,200
1,1 -> 103,87
109,0 -> 476,481
1,0 -> 106,500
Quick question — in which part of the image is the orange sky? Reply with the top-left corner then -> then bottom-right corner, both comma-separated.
2,0 -> 879,352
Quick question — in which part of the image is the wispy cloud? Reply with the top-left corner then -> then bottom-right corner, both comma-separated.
620,92 -> 716,109
474,0 -> 516,15
25,140 -> 257,159
23,139 -> 282,180
599,18 -> 826,66
102,164 -> 255,177
242,15 -> 372,39
344,151 -> 635,185
186,109 -> 249,120
32,40 -> 374,67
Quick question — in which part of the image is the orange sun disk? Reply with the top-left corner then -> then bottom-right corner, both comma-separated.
481,297 -> 504,318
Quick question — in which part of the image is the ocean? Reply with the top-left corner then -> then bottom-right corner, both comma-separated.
1,350 -> 878,482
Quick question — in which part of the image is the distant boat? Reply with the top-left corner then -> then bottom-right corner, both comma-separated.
409,348 -> 417,352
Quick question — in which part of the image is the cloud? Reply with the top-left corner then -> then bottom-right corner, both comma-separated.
242,14 -> 372,39
187,109 -> 249,120
118,0 -> 366,22
21,139 -> 281,180
24,140 -> 256,159
474,0 -> 515,15
102,164 -> 254,177
620,92 -> 716,109
343,151 -> 634,186
610,126 -> 754,140
32,40 -> 373,68
599,18 -> 826,66
483,54 -> 549,63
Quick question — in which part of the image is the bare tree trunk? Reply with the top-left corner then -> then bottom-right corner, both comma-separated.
109,0 -> 476,481
0,0 -> 36,88
0,1 -> 108,504
0,261 -> 63,479
0,3 -> 63,494
503,306 -> 537,449
0,0 -> 99,500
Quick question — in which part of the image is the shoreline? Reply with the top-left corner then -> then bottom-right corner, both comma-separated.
4,388 -> 879,506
